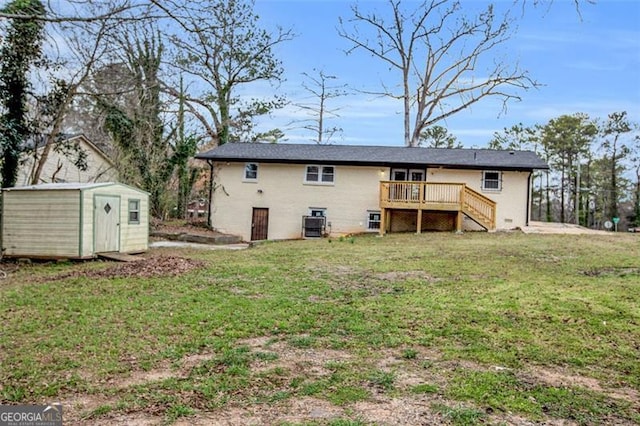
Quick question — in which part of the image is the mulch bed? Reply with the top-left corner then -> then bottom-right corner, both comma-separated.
44,255 -> 206,281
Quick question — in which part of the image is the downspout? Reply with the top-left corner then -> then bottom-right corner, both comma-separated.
207,160 -> 214,229
526,171 -> 532,226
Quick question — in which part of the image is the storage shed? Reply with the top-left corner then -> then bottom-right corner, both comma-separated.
1,182 -> 149,259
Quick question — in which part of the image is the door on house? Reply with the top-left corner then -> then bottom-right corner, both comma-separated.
251,208 -> 269,241
95,195 -> 120,252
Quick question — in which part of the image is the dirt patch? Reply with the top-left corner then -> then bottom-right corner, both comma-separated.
581,267 -> 640,277
81,412 -> 165,426
58,339 -> 639,425
117,364 -> 177,388
238,336 -> 353,376
374,271 -> 439,282
43,255 -> 206,281
524,366 -> 640,405
353,395 -> 449,425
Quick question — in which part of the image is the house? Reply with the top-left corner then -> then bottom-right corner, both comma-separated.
195,143 -> 549,241
1,182 -> 149,259
17,134 -> 117,185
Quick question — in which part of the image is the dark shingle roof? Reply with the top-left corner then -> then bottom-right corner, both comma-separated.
195,143 -> 549,170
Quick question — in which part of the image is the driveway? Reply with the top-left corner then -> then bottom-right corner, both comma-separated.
520,221 -> 611,235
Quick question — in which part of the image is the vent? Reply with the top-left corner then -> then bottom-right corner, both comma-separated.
302,216 -> 326,238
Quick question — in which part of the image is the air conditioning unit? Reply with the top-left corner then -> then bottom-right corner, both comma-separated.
302,216 -> 326,238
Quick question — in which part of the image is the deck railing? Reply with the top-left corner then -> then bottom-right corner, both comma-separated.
379,181 -> 496,230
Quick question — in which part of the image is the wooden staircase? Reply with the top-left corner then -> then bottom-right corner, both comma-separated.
460,185 -> 496,230
379,181 -> 496,232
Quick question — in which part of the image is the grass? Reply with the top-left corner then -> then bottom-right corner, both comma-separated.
0,232 -> 639,424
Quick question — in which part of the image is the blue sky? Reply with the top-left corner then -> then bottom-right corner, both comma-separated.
251,0 -> 640,148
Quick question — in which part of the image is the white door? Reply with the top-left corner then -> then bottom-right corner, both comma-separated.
94,195 -> 120,252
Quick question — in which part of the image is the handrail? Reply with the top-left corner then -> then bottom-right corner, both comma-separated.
379,181 -> 496,230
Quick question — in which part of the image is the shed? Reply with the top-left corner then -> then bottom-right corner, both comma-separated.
1,182 -> 149,259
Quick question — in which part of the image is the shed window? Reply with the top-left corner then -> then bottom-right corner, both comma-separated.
244,163 -> 258,180
305,165 -> 334,184
482,171 -> 502,191
128,199 -> 140,224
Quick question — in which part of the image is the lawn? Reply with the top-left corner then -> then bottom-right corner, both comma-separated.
0,232 -> 639,425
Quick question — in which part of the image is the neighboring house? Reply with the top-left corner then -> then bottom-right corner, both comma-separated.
17,134 -> 117,185
195,144 -> 549,241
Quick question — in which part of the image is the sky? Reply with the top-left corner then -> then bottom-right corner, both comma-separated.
248,0 -> 640,148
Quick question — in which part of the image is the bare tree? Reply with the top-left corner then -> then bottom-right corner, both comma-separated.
338,0 -> 537,147
293,69 -> 348,144
166,0 -> 294,145
28,15 -> 118,184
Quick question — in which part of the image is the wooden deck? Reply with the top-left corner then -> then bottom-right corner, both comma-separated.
379,181 -> 496,233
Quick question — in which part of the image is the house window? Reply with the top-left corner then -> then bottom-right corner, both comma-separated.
244,163 -> 258,180
482,171 -> 501,191
305,165 -> 335,184
128,199 -> 140,224
309,208 -> 326,217
367,211 -> 381,230
391,168 -> 425,181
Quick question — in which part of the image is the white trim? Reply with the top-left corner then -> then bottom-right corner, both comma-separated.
482,170 -> 502,191
243,162 -> 258,181
304,165 -> 335,185
367,210 -> 381,231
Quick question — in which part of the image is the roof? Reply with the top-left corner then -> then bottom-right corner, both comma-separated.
2,182 -> 149,194
25,134 -> 115,167
196,143 -> 549,171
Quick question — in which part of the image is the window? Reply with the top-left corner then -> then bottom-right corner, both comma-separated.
367,211 -> 381,230
309,208 -> 326,217
305,165 -> 335,184
128,199 -> 140,224
482,171 -> 501,191
244,163 -> 258,180
321,166 -> 334,182
391,168 -> 425,181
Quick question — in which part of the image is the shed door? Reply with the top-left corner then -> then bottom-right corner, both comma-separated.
251,208 -> 269,241
95,195 -> 120,252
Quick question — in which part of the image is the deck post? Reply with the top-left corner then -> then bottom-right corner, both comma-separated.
416,209 -> 422,234
379,208 -> 386,235
456,211 -> 463,233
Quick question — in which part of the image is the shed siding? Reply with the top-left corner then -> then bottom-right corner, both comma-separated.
84,186 -> 149,254
2,183 -> 148,259
116,187 -> 149,253
80,191 -> 94,257
2,190 -> 80,257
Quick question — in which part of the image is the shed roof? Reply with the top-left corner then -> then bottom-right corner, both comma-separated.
2,182 -> 148,194
196,143 -> 549,171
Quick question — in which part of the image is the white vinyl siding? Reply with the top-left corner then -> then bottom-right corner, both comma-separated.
2,183 -> 149,259
2,190 -> 80,257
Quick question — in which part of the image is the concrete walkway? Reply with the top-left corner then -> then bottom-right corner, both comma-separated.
520,221 -> 611,235
150,240 -> 249,250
